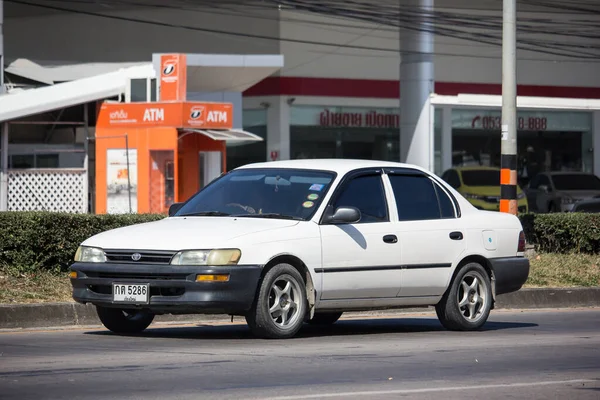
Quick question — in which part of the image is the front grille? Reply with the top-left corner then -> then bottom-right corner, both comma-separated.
104,249 -> 177,265
88,272 -> 190,280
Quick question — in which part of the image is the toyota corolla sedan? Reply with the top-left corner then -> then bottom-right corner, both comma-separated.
70,159 -> 529,339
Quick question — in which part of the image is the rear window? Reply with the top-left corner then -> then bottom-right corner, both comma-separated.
460,170 -> 500,187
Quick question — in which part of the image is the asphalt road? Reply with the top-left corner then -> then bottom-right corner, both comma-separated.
1,309 -> 599,400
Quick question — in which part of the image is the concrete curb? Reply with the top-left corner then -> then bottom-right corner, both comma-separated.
1,287 -> 599,330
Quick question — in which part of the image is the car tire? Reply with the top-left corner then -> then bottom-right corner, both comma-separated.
96,306 -> 155,334
307,312 -> 343,325
435,262 -> 492,331
245,263 -> 307,339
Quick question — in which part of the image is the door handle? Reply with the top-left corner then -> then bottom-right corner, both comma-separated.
449,231 -> 463,240
383,234 -> 398,244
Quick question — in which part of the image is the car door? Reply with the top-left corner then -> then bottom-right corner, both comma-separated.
318,169 -> 401,300
384,168 -> 466,298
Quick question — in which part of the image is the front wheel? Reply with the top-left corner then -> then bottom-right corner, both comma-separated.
245,264 -> 307,339
435,262 -> 492,331
96,306 -> 155,334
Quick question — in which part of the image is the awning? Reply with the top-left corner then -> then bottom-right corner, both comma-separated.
0,64 -> 155,123
182,128 -> 263,142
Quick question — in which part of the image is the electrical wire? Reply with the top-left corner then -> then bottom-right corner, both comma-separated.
5,0 -> 600,62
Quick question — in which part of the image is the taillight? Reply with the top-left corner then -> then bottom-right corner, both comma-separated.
518,231 -> 526,253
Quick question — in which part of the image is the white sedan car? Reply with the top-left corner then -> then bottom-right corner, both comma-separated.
70,159 -> 529,339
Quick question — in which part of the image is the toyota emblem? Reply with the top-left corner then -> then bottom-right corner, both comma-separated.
131,253 -> 142,261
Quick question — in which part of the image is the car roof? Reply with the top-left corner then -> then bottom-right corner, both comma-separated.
235,159 -> 429,176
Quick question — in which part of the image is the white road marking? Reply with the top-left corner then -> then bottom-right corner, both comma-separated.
258,379 -> 597,400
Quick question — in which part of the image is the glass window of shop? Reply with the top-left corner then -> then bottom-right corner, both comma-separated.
290,106 -> 400,161
450,109 -> 593,187
226,109 -> 267,171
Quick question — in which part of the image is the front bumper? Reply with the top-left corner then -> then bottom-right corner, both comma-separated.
69,262 -> 262,315
489,256 -> 530,296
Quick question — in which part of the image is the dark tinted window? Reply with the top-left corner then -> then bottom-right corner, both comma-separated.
434,182 -> 456,218
461,170 -> 500,187
538,175 -> 551,188
334,174 -> 388,223
529,175 -> 541,189
389,174 -> 440,221
551,174 -> 600,191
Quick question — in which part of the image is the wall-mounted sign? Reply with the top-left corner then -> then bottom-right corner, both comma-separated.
453,109 -> 592,132
106,149 -> 138,214
291,106 -> 400,129
97,102 -> 234,130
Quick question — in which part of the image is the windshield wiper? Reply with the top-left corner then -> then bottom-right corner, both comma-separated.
178,211 -> 231,217
233,213 -> 304,221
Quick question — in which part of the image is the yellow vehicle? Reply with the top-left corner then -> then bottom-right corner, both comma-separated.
440,166 -> 528,213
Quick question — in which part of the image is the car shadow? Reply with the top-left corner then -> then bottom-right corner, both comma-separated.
83,317 -> 538,340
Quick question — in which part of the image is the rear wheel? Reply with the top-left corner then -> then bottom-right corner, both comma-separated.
96,306 -> 155,334
307,312 -> 343,325
435,262 -> 492,331
245,264 -> 307,339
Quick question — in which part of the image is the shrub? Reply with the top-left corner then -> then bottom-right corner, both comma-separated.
0,212 -> 165,274
519,212 -> 600,254
2,211 -> 600,274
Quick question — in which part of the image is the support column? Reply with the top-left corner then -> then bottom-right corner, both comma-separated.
1,122 -> 8,211
266,96 -> 290,161
400,0 -> 435,170
593,111 -> 600,175
0,0 -> 4,96
441,106 -> 453,172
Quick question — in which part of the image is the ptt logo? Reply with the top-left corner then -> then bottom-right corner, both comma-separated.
162,63 -> 175,76
161,57 -> 179,82
188,106 -> 206,125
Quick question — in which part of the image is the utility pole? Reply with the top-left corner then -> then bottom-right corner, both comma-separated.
500,0 -> 518,215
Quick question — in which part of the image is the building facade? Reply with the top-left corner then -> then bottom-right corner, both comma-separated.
3,0 -> 600,188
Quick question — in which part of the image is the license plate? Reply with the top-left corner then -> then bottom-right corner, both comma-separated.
112,283 -> 149,303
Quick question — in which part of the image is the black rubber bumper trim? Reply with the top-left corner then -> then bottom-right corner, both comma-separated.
69,262 -> 262,314
489,256 -> 530,296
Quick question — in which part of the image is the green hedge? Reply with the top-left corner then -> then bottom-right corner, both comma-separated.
0,212 -> 165,274
520,213 -> 600,254
1,211 -> 599,274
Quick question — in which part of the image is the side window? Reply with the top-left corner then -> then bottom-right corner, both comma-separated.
389,174 -> 441,221
333,174 -> 388,223
434,182 -> 456,218
529,175 -> 540,189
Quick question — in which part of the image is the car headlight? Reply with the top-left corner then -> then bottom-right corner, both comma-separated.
170,249 -> 241,266
74,246 -> 106,263
517,192 -> 526,199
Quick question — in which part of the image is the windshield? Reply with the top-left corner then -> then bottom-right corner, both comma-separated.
460,170 -> 500,187
552,174 -> 600,191
175,168 -> 336,220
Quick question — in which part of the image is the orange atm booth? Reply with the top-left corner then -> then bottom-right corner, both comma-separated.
94,53 -> 263,214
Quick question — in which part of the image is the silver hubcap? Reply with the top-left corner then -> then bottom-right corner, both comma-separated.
268,275 -> 302,328
457,271 -> 488,322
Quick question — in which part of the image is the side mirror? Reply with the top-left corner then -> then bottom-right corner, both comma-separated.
538,184 -> 550,193
168,202 -> 184,216
323,206 -> 361,224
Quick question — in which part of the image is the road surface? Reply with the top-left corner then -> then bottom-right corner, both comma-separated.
1,309 -> 599,399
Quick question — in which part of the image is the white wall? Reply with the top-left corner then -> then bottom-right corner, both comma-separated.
5,6 -> 280,63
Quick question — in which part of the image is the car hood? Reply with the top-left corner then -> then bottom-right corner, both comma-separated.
83,216 -> 300,251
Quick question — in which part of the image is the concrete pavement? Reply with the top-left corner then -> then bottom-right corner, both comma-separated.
1,309 -> 599,399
